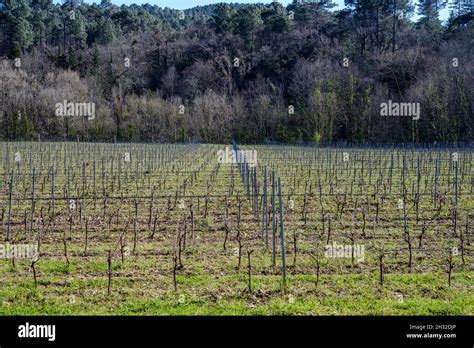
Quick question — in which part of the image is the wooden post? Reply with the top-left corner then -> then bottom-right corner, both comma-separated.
82,161 -> 86,221
417,154 -> 421,199
434,158 -> 439,208
6,171 -> 13,241
50,166 -> 55,215
278,177 -> 287,288
262,166 -> 268,248
31,168 -> 36,233
271,170 -> 276,267
455,159 -> 459,206
246,162 -> 250,199
93,160 -> 97,208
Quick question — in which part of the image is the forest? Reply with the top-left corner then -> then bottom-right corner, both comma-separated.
0,0 -> 473,144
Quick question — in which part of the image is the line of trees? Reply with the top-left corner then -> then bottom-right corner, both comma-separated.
0,0 -> 473,144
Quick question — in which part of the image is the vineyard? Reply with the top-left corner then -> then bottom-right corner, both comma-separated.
0,141 -> 472,315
